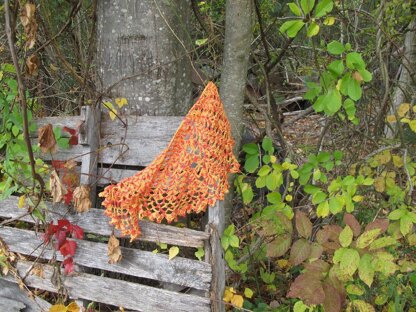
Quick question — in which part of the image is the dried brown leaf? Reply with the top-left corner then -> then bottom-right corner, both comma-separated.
322,281 -> 342,312
295,211 -> 312,239
31,264 -> 44,278
50,170 -> 67,203
108,235 -> 122,264
343,213 -> 361,237
287,273 -> 325,305
266,233 -> 291,258
64,159 -> 78,170
26,54 -> 39,76
364,219 -> 389,234
289,238 -> 311,265
73,185 -> 92,213
38,124 -> 56,154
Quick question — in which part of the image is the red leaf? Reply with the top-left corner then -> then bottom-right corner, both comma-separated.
322,281 -> 342,312
44,222 -> 57,243
63,189 -> 73,205
63,257 -> 74,275
63,126 -> 76,136
296,211 -> 312,239
54,230 -> 67,249
57,219 -> 70,230
71,225 -> 84,239
60,240 -> 77,258
51,160 -> 65,170
69,135 -> 78,146
289,238 -> 312,265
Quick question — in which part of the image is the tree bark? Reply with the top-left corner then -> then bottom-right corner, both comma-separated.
220,0 -> 253,152
386,17 -> 416,138
96,0 -> 192,116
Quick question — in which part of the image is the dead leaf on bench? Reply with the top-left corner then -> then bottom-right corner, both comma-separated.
64,159 -> 77,170
73,185 -> 91,213
38,123 -> 56,154
108,235 -> 122,264
50,170 -> 67,203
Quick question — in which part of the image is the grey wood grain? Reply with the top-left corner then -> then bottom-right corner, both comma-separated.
97,167 -> 138,184
0,196 -> 209,248
5,260 -> 211,312
0,227 -> 211,291
78,106 -> 101,206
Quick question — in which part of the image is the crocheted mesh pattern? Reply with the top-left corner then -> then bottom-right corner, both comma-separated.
99,82 -> 240,239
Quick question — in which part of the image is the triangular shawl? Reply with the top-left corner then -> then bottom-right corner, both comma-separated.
99,82 -> 240,239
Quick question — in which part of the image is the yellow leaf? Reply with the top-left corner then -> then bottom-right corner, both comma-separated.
386,115 -> 396,123
408,120 -> 416,132
413,105 -> 416,113
104,102 -> 117,120
323,16 -> 335,25
352,195 -> 363,202
168,246 -> 179,260
18,195 -> 26,208
392,155 -> 403,168
285,194 -> 293,202
49,304 -> 67,312
397,103 -> 410,118
374,177 -> 385,193
66,302 -> 80,312
375,150 -> 391,165
231,294 -> 244,308
270,155 -> 277,163
244,287 -> 254,299
277,259 -> 289,269
223,287 -> 235,302
49,64 -> 59,71
115,97 -> 128,108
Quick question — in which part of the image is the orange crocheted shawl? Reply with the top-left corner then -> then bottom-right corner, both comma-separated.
99,82 -> 240,239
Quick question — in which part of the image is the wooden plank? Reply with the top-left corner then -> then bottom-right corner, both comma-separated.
4,260 -> 211,312
0,279 -> 51,312
34,116 -> 83,131
79,106 -> 101,206
205,201 -> 225,312
0,227 -> 211,291
99,115 -> 182,167
97,167 -> 138,184
0,196 -> 209,248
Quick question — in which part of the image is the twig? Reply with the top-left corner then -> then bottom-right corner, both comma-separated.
402,148 -> 413,203
254,0 -> 270,61
5,0 -> 45,207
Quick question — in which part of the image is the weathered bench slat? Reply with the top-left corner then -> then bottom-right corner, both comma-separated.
4,260 -> 211,312
1,196 -> 209,248
0,227 -> 211,291
97,167 -> 138,184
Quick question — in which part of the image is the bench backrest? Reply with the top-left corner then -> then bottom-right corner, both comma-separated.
0,107 -> 225,312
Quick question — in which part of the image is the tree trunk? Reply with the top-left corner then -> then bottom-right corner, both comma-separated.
96,0 -> 192,116
386,17 -> 416,137
220,0 -> 253,152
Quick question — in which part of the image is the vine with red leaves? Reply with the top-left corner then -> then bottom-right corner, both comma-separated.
43,219 -> 84,274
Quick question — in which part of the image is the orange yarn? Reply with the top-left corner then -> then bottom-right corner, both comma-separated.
99,82 -> 240,239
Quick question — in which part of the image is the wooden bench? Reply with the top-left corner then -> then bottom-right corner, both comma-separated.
0,107 -> 225,312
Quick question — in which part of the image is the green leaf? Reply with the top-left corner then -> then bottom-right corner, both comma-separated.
242,186 -> 254,204
356,229 -> 381,249
346,52 -> 365,70
258,165 -> 271,177
344,98 -> 357,120
347,78 -> 362,101
358,253 -> 374,287
324,88 -> 342,115
195,38 -> 208,46
244,155 -> 259,173
224,224 -> 235,236
315,0 -> 334,18
221,236 -> 229,250
288,2 -> 302,16
327,60 -> 344,77
244,287 -> 254,299
388,208 -> 406,220
256,176 -> 267,188
266,172 -> 283,191
346,284 -> 364,296
195,247 -> 205,261
280,20 -> 305,38
243,143 -> 258,155
11,125 -> 19,137
229,235 -> 240,248
339,225 -> 353,247
262,136 -> 274,153
307,22 -> 320,37
329,196 -> 344,214
327,40 -> 345,55
340,248 -> 360,276
267,192 -> 282,204
400,214 -> 413,236
358,69 -> 372,82
369,236 -> 397,250
301,0 -> 315,14
317,200 -> 329,217
312,191 -> 327,204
